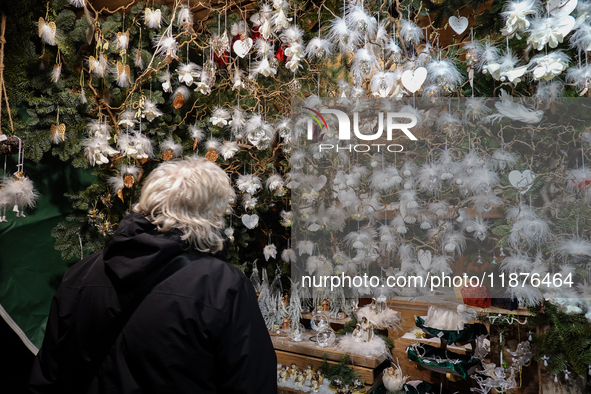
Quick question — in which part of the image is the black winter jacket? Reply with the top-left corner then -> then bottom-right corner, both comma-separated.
29,213 -> 277,394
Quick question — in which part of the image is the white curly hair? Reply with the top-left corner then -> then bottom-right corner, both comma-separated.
133,156 -> 233,253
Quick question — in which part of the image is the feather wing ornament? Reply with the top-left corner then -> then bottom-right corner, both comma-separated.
487,89 -> 543,123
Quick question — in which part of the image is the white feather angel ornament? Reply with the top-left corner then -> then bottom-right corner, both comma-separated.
142,99 -> 163,122
210,107 -> 231,127
176,62 -> 200,86
113,61 -> 131,88
370,72 -> 396,97
529,51 -> 570,80
399,19 -> 424,46
346,5 -> 377,36
88,54 -> 108,78
158,71 -> 173,93
38,17 -> 58,46
1,173 -> 40,218
305,37 -> 334,60
249,57 -> 277,78
236,174 -> 262,194
144,8 -> 163,29
527,15 -> 576,50
219,141 -> 239,160
263,244 -> 277,261
328,17 -> 361,54
426,59 -> 463,91
500,0 -> 540,36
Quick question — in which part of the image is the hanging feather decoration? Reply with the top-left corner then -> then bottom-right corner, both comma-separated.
528,51 -> 570,81
205,139 -> 221,162
172,86 -> 190,109
144,8 -> 163,29
161,137 -> 183,161
38,17 -> 57,46
500,0 -> 540,36
189,126 -> 204,150
220,141 -> 240,160
1,174 -> 40,217
114,61 -> 131,87
426,59 -> 463,90
398,19 -> 423,45
305,37 -> 334,60
328,17 -> 360,54
51,63 -> 62,83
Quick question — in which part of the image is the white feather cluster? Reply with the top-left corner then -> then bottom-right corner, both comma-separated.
158,71 -> 172,93
500,252 -> 533,274
161,137 -> 183,157
345,5 -> 377,36
143,99 -> 163,122
230,107 -> 247,137
468,192 -> 503,213
528,51 -> 570,81
500,0 -> 540,36
464,97 -> 491,121
557,238 -> 591,260
0,175 -> 40,215
351,46 -> 378,84
245,114 -> 274,149
566,64 -> 591,91
249,57 -> 277,79
570,23 -> 591,51
107,175 -> 124,195
237,174 -> 262,194
118,111 -> 137,129
535,80 -> 564,104
176,4 -> 193,26
210,107 -> 231,127
491,149 -> 517,170
51,64 -> 62,84
337,334 -> 388,357
219,141 -> 240,160
144,8 -> 163,29
426,59 -> 462,89
509,206 -> 551,249
344,227 -> 376,249
117,132 -> 153,159
38,18 -> 58,46
370,71 -> 397,97
442,231 -> 466,255
82,135 -> 118,166
153,33 -> 178,58
399,19 -> 423,45
263,244 -> 278,261
527,16 -> 575,51
266,174 -> 284,191
464,217 -> 489,241
370,165 -> 402,191
177,62 -> 201,86
305,37 -> 334,60
328,17 -> 360,53
88,54 -> 108,78
357,305 -> 402,329
115,31 -> 130,51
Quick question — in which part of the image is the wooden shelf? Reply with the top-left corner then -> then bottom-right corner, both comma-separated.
271,330 -> 388,385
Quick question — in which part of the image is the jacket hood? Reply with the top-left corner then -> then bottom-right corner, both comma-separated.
103,212 -> 189,287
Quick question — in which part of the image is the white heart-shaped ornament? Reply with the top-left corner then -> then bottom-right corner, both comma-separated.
233,37 -> 253,58
242,214 -> 259,229
311,175 -> 327,191
547,0 -> 577,17
418,249 -> 432,271
401,67 -> 427,93
508,170 -> 536,194
449,16 -> 469,34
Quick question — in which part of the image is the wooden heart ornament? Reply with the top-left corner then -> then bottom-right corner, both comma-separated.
449,16 -> 469,35
233,36 -> 253,58
401,67 -> 427,93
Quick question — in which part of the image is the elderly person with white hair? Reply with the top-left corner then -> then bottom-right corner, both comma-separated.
29,157 -> 277,394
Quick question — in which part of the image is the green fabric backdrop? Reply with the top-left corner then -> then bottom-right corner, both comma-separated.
0,154 -> 93,352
